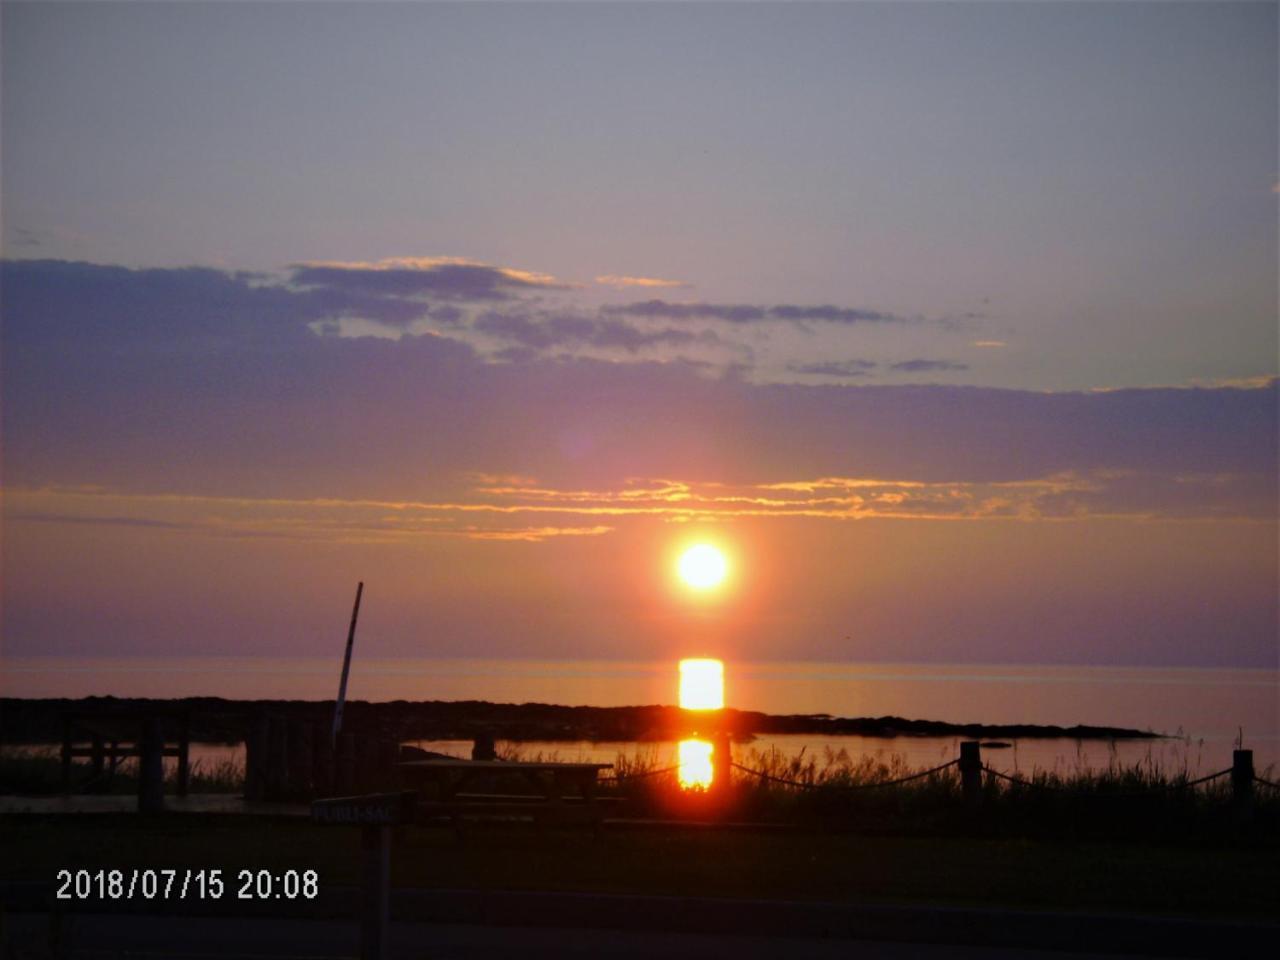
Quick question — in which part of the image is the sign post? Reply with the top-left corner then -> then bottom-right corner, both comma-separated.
312,791 -> 416,960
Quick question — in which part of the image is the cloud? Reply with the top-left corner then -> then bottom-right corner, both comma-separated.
768,305 -> 901,324
789,359 -> 878,378
972,340 -> 1007,348
473,309 -> 722,354
890,359 -> 969,373
289,256 -> 569,302
595,274 -> 689,289
603,300 -> 905,325
8,463 -> 1270,558
3,259 -> 1274,527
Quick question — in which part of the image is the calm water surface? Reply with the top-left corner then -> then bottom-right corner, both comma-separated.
5,656 -> 1276,774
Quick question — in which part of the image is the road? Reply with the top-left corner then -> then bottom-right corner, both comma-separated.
2,913 -> 1155,960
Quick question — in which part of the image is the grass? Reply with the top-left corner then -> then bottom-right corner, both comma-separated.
0,746 -> 244,796
6,741 -> 1278,842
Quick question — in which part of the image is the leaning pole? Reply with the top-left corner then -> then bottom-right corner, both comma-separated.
332,581 -> 365,747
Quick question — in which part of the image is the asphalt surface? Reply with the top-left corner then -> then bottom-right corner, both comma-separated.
1,913 -> 1157,960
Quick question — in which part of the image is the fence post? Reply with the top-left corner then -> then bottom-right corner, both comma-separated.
338,732 -> 357,794
288,719 -> 315,798
313,719 -> 334,795
959,741 -> 982,807
1232,749 -> 1254,823
90,735 -> 105,786
60,718 -> 73,794
712,731 -> 732,803
244,711 -> 269,802
360,824 -> 391,960
266,716 -> 289,800
177,714 -> 191,797
137,716 -> 166,814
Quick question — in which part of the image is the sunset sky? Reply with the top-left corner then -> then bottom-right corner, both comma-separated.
2,2 -> 1276,670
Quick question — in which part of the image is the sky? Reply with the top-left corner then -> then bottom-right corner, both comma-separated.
1,1 -> 1277,672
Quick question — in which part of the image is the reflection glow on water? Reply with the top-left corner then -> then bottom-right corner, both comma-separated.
678,738 -> 714,788
6,657 -> 1277,772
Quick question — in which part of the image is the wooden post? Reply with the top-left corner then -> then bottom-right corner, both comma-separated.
959,741 -> 982,807
712,731 -> 732,801
1232,749 -> 1254,823
380,738 -> 400,790
360,824 -> 391,960
138,717 -> 166,814
288,720 -> 315,798
266,716 -> 289,800
338,732 -> 357,795
313,718 -> 334,795
177,715 -> 191,797
244,712 -> 269,802
471,732 -> 496,761
90,735 -> 105,785
60,718 -> 73,794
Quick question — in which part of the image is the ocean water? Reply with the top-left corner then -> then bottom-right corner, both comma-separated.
4,656 -> 1276,774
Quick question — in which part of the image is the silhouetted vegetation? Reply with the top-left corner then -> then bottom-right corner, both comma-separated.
0,745 -> 243,796
1,696 -> 1159,744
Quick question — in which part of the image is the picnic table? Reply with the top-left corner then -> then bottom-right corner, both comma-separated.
398,758 -> 614,826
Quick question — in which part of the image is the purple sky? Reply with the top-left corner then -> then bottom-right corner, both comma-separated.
1,3 -> 1276,670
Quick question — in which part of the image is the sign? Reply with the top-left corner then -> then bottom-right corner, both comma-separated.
312,791 -> 416,826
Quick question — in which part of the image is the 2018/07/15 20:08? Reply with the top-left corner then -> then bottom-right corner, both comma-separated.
55,868 -> 319,900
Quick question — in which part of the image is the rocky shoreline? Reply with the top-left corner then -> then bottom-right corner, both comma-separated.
0,697 -> 1161,744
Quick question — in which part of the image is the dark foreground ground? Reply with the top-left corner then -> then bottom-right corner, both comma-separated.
2,813 -> 1277,958
3,814 -> 1277,920
0,911 -> 1228,960
0,912 -> 1216,960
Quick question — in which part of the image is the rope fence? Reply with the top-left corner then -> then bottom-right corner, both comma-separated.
981,764 -> 1234,796
731,758 -> 958,791
592,743 -> 1270,820
599,764 -> 680,784
600,750 -> 1265,801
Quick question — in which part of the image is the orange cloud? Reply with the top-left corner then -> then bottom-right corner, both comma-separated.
595,274 -> 689,289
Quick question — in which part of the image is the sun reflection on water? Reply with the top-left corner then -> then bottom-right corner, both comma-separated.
678,738 -> 714,789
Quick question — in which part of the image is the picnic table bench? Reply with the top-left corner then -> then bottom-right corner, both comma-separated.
399,758 -> 614,825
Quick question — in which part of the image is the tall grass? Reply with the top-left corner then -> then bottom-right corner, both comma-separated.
0,746 -> 245,795
596,744 -> 1279,838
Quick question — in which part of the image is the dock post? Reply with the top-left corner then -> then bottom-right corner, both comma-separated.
959,741 -> 983,808
138,716 -> 166,814
360,824 -> 391,960
313,718 -> 334,795
244,711 -> 268,802
90,735 -> 105,786
1232,749 -> 1254,824
289,719 -> 315,798
177,713 -> 191,797
266,716 -> 289,800
339,733 -> 357,794
60,718 -> 73,794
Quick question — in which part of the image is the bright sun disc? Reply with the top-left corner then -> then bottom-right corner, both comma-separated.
677,544 -> 727,590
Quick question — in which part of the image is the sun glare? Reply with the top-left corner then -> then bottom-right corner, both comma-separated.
677,544 -> 727,590
679,658 -> 724,711
678,738 -> 714,789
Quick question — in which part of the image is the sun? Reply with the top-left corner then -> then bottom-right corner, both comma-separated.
677,544 -> 728,591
